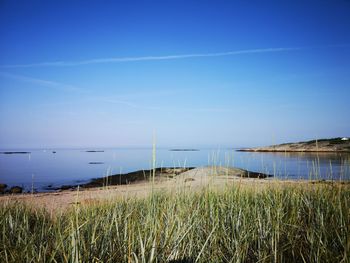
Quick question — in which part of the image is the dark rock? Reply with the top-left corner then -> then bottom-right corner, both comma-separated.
244,171 -> 272,179
83,167 -> 195,188
9,186 -> 23,194
0,184 -> 7,194
43,185 -> 60,191
26,190 -> 38,194
60,185 -> 74,190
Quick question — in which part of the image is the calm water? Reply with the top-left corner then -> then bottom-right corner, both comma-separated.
0,148 -> 349,191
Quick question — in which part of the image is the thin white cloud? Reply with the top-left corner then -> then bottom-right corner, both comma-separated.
90,96 -> 161,110
96,97 -> 141,108
0,47 -> 301,68
0,72 -> 88,93
2,44 -> 349,68
84,95 -> 232,113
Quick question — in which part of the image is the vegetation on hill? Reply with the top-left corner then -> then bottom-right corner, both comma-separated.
239,137 -> 350,152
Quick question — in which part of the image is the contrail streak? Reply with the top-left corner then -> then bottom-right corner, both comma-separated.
0,72 -> 87,93
1,44 -> 348,68
0,47 -> 300,68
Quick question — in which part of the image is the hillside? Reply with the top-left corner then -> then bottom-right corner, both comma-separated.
238,137 -> 350,152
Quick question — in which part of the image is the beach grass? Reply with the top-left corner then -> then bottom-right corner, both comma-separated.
1,182 -> 349,262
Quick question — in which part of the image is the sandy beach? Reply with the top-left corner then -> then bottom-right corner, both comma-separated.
0,166 -> 337,213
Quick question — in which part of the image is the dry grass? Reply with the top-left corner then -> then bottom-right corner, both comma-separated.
1,179 -> 349,262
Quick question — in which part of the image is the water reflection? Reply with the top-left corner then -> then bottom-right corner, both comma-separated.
234,151 -> 350,180
259,151 -> 350,163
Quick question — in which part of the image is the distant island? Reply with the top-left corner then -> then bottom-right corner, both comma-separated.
238,137 -> 350,152
0,152 -> 31,154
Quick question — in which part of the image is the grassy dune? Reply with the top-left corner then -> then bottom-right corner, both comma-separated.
1,182 -> 349,262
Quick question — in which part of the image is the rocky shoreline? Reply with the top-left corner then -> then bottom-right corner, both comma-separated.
0,166 -> 277,211
0,184 -> 23,194
63,166 -> 271,190
238,137 -> 350,152
1,166 -> 272,194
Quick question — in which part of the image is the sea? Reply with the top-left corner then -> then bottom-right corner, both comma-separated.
0,148 -> 349,192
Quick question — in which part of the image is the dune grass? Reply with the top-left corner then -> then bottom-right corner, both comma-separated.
1,182 -> 349,262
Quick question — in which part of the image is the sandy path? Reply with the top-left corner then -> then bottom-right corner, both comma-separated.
0,166 -> 326,213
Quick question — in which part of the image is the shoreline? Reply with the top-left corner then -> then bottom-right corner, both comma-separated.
0,166 -> 273,194
237,149 -> 350,152
0,166 -> 274,211
238,137 -> 350,152
1,166 -> 348,213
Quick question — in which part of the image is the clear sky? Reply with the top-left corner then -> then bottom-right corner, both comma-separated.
0,0 -> 349,149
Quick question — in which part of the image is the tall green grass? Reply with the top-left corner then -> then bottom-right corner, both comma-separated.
1,183 -> 349,262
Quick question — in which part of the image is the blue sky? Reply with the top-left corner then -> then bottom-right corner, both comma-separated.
0,0 -> 349,148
